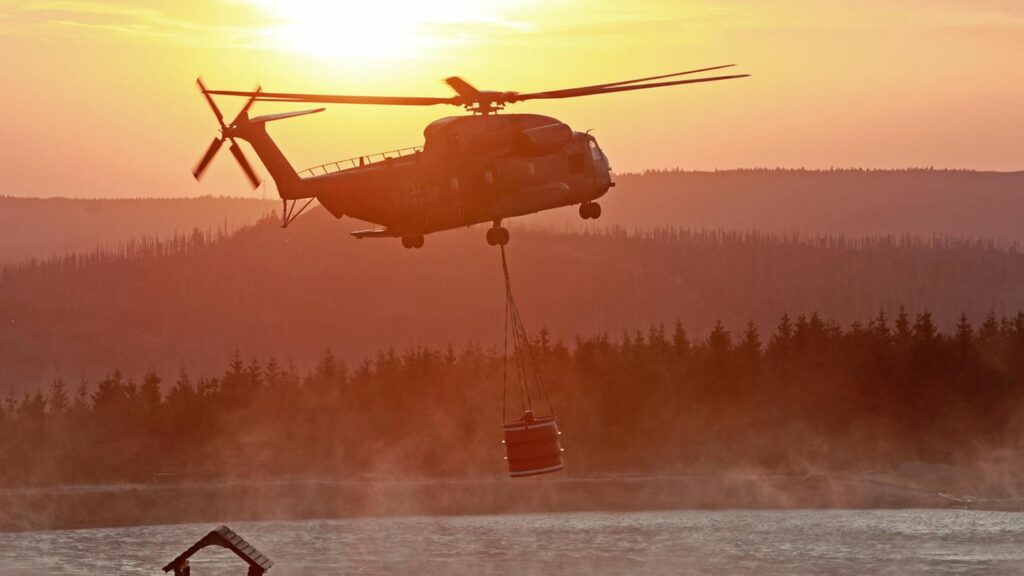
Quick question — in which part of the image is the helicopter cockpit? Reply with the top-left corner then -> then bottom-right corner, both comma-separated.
586,136 -> 611,174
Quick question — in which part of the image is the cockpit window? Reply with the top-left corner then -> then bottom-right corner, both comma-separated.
589,140 -> 603,162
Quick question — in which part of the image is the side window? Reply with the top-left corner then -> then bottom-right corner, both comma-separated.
568,153 -> 585,174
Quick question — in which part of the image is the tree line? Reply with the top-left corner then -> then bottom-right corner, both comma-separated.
2,308 -> 1023,487
4,210 -> 1024,396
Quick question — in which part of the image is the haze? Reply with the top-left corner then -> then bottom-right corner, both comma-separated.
0,0 -> 1021,198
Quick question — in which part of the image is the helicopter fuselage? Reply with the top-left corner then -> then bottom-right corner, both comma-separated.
273,114 -> 613,240
197,67 -> 747,246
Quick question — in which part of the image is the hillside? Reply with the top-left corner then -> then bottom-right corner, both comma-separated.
2,169 -> 1022,265
2,206 -> 1024,393
0,196 -> 275,263
533,169 -> 1024,241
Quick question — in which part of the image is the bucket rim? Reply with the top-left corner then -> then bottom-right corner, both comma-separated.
509,463 -> 564,477
503,415 -> 557,431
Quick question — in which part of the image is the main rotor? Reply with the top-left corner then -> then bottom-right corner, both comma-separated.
203,64 -> 749,116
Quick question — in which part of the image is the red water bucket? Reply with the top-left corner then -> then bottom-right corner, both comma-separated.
502,410 -> 564,477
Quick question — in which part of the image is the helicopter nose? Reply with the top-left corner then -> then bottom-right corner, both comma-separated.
594,146 -> 612,173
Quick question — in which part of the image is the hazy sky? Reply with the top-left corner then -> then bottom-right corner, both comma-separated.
0,0 -> 1021,197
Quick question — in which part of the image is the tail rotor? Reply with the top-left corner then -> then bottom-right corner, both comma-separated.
228,141 -> 260,189
192,78 -> 262,190
192,136 -> 225,181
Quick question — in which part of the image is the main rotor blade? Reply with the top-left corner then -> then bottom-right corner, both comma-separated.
196,78 -> 226,129
249,108 -> 326,124
229,141 -> 260,189
516,74 -> 750,101
192,137 -> 224,180
527,65 -> 736,99
444,77 -> 480,98
206,89 -> 458,107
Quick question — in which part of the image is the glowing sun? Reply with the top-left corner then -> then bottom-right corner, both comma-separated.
248,0 -> 524,60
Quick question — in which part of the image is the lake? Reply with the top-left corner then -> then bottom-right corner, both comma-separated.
2,510 -> 1023,575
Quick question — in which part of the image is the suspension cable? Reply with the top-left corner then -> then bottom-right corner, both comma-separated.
502,259 -> 510,424
499,244 -> 556,419
501,245 -> 530,414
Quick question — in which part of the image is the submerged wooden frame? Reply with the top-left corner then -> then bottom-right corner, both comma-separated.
163,525 -> 273,576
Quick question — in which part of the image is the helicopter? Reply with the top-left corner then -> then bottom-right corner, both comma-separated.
193,65 -> 748,248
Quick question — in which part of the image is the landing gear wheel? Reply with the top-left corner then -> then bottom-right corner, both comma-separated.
486,227 -> 510,246
401,235 -> 424,249
579,202 -> 602,220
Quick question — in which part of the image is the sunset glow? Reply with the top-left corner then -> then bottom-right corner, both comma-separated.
248,0 -> 527,60
5,2 -> 1024,567
0,1 -> 1021,197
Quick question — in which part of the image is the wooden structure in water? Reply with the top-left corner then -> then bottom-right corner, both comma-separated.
163,525 -> 273,576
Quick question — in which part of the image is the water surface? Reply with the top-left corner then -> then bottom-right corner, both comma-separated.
3,510 -> 1023,575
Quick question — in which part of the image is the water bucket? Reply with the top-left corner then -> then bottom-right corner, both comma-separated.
502,410 -> 564,477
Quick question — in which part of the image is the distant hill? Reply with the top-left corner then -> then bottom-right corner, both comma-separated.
3,169 -> 1023,266
2,206 -> 1024,393
533,169 -> 1024,242
0,196 -> 275,263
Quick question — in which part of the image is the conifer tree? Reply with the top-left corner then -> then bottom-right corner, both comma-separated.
672,320 -> 691,357
955,313 -> 974,359
47,379 -> 69,416
708,321 -> 732,355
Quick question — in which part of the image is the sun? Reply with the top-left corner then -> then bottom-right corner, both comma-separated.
247,0 -> 521,61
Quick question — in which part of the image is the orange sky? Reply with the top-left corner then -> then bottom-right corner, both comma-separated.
0,0 -> 1021,198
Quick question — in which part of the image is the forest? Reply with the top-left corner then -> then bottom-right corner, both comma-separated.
3,206 -> 1024,394
1,308 -> 1022,487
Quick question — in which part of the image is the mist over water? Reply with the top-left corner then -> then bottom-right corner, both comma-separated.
3,510 -> 1023,576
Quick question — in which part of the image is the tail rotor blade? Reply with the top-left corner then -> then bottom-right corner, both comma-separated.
192,137 -> 224,180
197,77 -> 226,129
229,141 -> 260,189
232,85 -> 262,125
195,79 -> 260,191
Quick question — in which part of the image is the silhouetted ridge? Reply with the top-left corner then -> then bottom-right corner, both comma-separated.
2,209 -> 1024,394
532,168 -> 1024,242
0,196 -> 275,263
